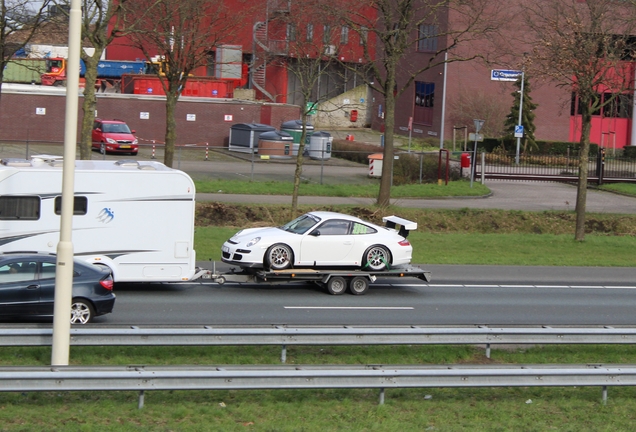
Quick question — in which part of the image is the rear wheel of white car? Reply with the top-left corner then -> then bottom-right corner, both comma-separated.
363,245 -> 390,271
265,244 -> 293,270
349,276 -> 369,295
70,299 -> 95,325
327,276 -> 347,295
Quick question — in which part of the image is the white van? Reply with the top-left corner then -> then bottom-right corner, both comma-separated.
0,156 -> 199,283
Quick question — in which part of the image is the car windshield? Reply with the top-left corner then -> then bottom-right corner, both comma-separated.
102,123 -> 131,133
279,214 -> 320,234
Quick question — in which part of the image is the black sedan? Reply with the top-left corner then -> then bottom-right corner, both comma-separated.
0,253 -> 116,324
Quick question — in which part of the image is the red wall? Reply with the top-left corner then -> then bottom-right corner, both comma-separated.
0,90 -> 300,147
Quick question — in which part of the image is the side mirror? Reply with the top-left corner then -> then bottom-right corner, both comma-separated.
131,130 -> 136,134
310,230 -> 320,237
94,128 -> 102,132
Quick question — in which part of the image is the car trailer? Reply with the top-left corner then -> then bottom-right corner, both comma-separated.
200,266 -> 431,295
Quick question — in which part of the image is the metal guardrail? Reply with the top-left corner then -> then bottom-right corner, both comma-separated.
3,326 -> 635,408
0,363 -> 632,407
2,325 -> 635,361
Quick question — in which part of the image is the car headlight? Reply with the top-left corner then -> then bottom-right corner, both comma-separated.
246,237 -> 261,247
106,138 -> 117,144
133,138 -> 138,145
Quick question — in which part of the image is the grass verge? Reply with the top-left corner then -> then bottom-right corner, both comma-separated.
194,178 -> 490,198
1,344 -> 636,430
600,183 -> 636,197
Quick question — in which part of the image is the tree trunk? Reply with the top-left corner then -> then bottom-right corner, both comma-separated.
291,114 -> 308,217
377,77 -> 396,207
574,111 -> 592,241
79,52 -> 103,160
164,91 -> 178,167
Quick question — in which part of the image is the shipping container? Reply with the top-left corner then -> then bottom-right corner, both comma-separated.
121,74 -> 234,98
2,59 -> 48,84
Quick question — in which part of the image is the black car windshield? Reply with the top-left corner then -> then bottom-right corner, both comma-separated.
102,123 -> 131,133
280,214 -> 320,234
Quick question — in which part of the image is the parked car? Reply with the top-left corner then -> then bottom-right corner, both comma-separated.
221,211 -> 416,271
92,118 -> 138,155
0,253 -> 116,324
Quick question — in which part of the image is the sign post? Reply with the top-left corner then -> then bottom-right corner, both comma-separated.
515,70 -> 525,165
470,119 -> 485,188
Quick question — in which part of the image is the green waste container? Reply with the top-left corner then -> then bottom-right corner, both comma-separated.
281,120 -> 314,155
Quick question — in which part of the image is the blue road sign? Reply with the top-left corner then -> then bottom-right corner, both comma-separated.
491,70 -> 522,81
514,125 -> 524,138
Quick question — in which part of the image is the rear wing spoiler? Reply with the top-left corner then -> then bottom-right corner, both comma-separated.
382,215 -> 417,238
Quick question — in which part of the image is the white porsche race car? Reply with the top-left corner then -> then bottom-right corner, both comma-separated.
221,211 -> 417,271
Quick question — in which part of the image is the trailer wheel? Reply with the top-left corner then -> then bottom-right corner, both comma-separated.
362,245 -> 390,271
327,276 -> 347,295
265,244 -> 293,270
349,276 -> 369,295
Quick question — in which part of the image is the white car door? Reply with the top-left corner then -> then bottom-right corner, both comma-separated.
299,219 -> 356,266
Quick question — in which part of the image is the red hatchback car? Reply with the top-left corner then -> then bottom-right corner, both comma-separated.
92,119 -> 139,155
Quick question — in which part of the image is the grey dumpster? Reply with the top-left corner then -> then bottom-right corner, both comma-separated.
309,131 -> 333,160
258,131 -> 294,159
281,120 -> 314,156
229,123 -> 275,153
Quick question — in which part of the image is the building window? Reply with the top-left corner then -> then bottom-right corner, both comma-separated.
287,23 -> 296,42
359,26 -> 368,45
418,24 -> 438,52
54,196 -> 88,216
323,25 -> 331,44
306,24 -> 314,42
0,196 -> 40,220
414,81 -> 435,126
340,26 -> 349,45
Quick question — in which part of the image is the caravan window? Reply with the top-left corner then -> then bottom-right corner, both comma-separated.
54,196 -> 88,215
0,196 -> 40,220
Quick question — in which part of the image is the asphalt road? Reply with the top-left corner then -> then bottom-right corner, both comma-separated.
88,263 -> 636,326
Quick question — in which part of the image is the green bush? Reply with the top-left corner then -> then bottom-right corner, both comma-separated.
331,139 -> 379,164
476,138 -> 598,157
623,145 -> 636,159
393,152 -> 461,185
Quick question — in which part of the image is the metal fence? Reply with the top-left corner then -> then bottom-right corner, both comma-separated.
474,150 -> 636,183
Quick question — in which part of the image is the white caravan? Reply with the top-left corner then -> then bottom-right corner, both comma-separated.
0,156 -> 200,283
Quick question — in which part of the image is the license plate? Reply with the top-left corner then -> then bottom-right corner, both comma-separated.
222,246 -> 230,253
119,145 -> 131,149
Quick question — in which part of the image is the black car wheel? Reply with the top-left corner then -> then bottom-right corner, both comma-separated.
70,299 -> 95,324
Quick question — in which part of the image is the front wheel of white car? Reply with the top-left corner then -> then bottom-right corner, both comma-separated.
265,244 -> 293,270
363,245 -> 390,271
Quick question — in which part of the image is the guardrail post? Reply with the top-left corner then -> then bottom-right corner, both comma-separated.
602,386 -> 607,405
138,390 -> 145,409
281,344 -> 287,363
379,388 -> 385,405
486,343 -> 491,359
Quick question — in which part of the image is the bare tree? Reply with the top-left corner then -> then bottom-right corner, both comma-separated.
54,0 -> 134,160
0,0 -> 50,104
523,0 -> 636,241
121,0 -> 246,167
266,2 -> 346,216
335,0 -> 507,207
